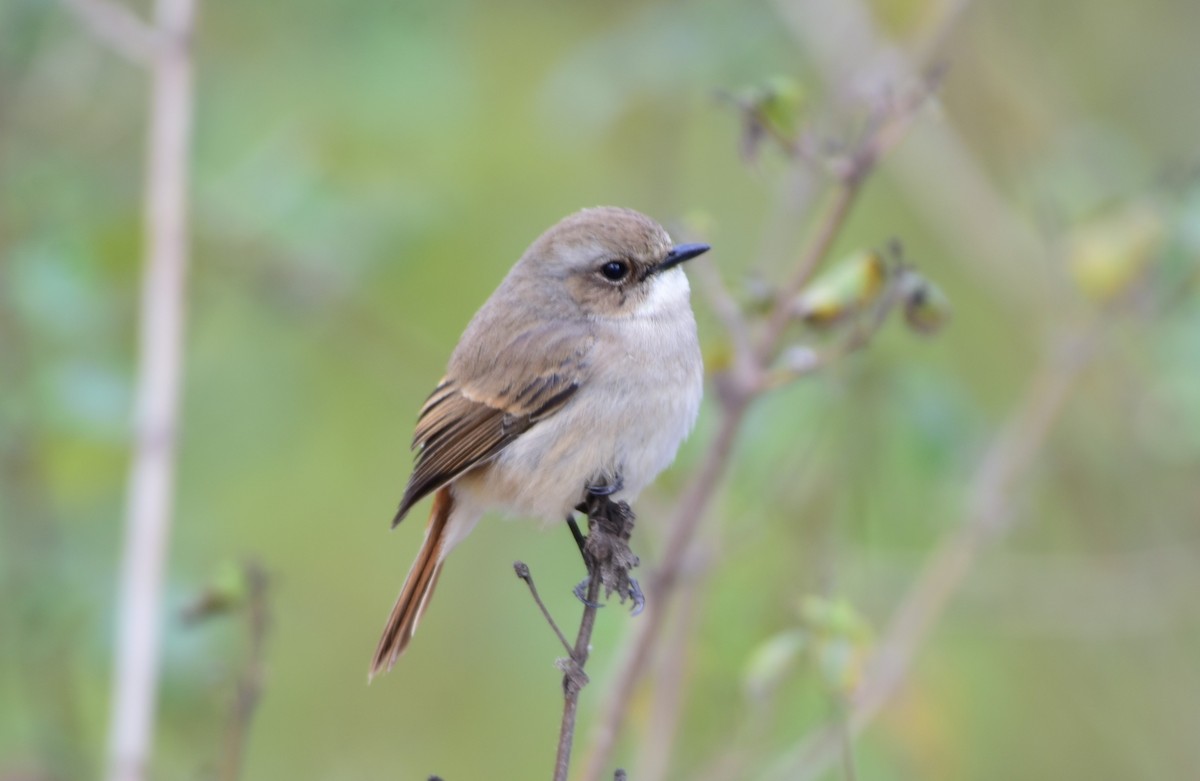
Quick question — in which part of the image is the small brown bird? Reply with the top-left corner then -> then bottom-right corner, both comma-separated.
370,206 -> 708,677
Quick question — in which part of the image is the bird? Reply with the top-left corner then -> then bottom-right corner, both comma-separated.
370,206 -> 708,678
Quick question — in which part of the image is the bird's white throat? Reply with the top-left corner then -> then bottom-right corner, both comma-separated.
634,267 -> 692,319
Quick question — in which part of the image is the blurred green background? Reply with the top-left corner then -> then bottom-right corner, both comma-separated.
3,0 -> 1200,779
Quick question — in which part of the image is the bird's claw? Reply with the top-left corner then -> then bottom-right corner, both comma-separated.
585,474 -> 624,497
627,576 -> 645,616
573,578 -> 604,608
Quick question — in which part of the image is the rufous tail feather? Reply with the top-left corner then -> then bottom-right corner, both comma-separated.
369,486 -> 452,679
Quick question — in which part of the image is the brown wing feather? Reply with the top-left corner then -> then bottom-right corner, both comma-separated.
392,323 -> 594,526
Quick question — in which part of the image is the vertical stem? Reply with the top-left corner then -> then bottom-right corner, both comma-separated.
106,2 -> 195,780
555,568 -> 603,781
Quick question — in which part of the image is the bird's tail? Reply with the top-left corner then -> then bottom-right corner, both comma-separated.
369,486 -> 454,679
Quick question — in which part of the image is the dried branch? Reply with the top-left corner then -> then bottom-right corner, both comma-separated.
520,499 -> 640,781
515,562 -> 575,656
556,564 -> 602,781
104,2 -> 197,781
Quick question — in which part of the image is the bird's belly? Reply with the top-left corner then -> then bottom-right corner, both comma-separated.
461,352 -> 701,523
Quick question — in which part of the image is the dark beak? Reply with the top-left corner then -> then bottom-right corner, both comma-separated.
656,242 -> 711,273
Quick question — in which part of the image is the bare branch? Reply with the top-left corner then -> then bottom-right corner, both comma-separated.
556,567 -> 602,781
554,499 -> 641,781
105,2 -> 196,780
61,0 -> 163,66
515,561 -> 575,656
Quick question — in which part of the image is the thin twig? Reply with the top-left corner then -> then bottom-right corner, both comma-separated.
555,565 -> 603,781
515,561 -> 575,656
556,498 -> 643,780
61,0 -> 163,65
104,2 -> 196,781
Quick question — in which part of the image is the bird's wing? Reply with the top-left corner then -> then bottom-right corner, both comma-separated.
392,321 -> 594,525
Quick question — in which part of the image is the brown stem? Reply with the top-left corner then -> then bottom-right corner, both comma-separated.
516,561 -> 575,656
555,565 -> 603,781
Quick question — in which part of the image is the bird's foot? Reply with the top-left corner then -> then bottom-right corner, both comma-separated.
627,576 -> 645,616
585,473 -> 624,497
577,495 -> 643,612
572,578 -> 604,608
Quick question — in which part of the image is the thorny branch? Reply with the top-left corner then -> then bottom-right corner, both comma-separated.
579,74 -> 940,781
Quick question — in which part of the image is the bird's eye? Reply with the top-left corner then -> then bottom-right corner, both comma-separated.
600,260 -> 630,282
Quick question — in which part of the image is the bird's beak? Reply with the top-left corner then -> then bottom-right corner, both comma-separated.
656,242 -> 711,273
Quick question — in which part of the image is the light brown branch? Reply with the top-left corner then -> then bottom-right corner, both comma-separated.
555,566 -> 602,781
553,499 -> 642,781
515,561 -> 575,656
105,2 -> 196,781
62,0 -> 163,66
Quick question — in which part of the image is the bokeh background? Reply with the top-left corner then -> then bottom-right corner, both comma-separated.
3,0 -> 1200,779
